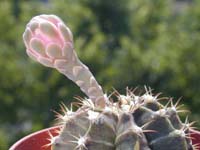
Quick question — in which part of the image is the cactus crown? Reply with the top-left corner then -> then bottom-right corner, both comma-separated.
23,15 -> 197,150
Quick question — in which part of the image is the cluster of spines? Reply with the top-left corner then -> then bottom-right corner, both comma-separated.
44,88 -> 197,150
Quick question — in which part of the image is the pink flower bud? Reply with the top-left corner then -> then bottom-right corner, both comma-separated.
23,14 -> 73,68
23,14 -> 107,108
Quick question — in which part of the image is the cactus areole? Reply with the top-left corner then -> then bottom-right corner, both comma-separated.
23,15 -> 197,150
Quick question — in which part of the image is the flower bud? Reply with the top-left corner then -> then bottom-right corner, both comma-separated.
23,14 -> 106,108
23,14 -> 73,68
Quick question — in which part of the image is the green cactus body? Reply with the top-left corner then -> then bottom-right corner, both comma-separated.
23,15 -> 195,150
50,92 -> 194,150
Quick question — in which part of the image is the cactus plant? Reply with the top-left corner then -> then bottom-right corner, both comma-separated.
23,14 -> 197,150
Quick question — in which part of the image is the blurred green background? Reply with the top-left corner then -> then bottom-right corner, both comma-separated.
0,0 -> 200,149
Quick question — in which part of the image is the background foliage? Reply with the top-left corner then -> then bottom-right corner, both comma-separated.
0,0 -> 199,149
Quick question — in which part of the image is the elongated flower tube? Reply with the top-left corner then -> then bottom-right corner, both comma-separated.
23,14 -> 106,107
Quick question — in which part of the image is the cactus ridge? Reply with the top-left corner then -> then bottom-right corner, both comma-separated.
49,89 -> 195,150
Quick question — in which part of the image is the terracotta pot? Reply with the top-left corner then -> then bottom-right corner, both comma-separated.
10,126 -> 200,150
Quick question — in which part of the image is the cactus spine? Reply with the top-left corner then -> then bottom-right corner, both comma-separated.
23,15 -> 196,150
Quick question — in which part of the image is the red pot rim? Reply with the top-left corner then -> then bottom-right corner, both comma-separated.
9,126 -> 60,150
10,126 -> 200,150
